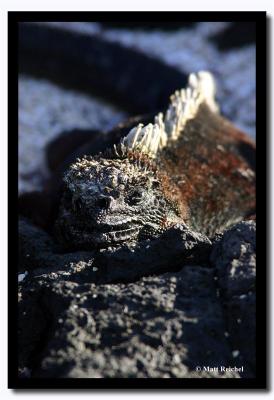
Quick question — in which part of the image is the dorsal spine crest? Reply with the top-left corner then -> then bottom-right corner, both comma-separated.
121,71 -> 219,158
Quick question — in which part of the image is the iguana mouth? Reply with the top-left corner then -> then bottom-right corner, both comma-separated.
94,221 -> 140,233
61,214 -> 142,248
85,220 -> 142,245
94,225 -> 141,244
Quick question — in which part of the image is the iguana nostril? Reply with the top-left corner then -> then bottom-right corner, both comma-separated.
96,196 -> 112,209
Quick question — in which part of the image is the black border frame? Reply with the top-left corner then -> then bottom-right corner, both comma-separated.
9,11 -> 267,390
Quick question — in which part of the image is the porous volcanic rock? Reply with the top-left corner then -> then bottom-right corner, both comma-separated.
18,219 -> 256,378
210,221 -> 256,375
19,218 -> 211,284
19,266 -> 241,378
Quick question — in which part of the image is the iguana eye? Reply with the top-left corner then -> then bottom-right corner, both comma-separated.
126,188 -> 145,205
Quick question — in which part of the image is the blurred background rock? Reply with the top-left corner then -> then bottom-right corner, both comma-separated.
19,21 -> 255,194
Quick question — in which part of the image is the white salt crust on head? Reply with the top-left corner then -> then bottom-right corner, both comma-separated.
121,71 -> 219,158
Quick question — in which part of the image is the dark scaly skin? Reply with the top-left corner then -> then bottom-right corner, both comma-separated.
55,103 -> 255,250
158,104 -> 255,237
55,151 -> 186,250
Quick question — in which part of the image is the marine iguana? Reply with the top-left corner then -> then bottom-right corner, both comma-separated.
54,71 -> 255,251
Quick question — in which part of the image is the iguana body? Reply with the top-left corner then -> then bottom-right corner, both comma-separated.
53,71 -> 255,250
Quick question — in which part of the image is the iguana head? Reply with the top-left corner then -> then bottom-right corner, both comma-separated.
55,149 -> 184,250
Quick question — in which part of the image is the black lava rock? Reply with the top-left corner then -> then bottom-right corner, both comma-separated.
210,221 -> 256,374
19,266 -> 241,378
18,217 -> 256,378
